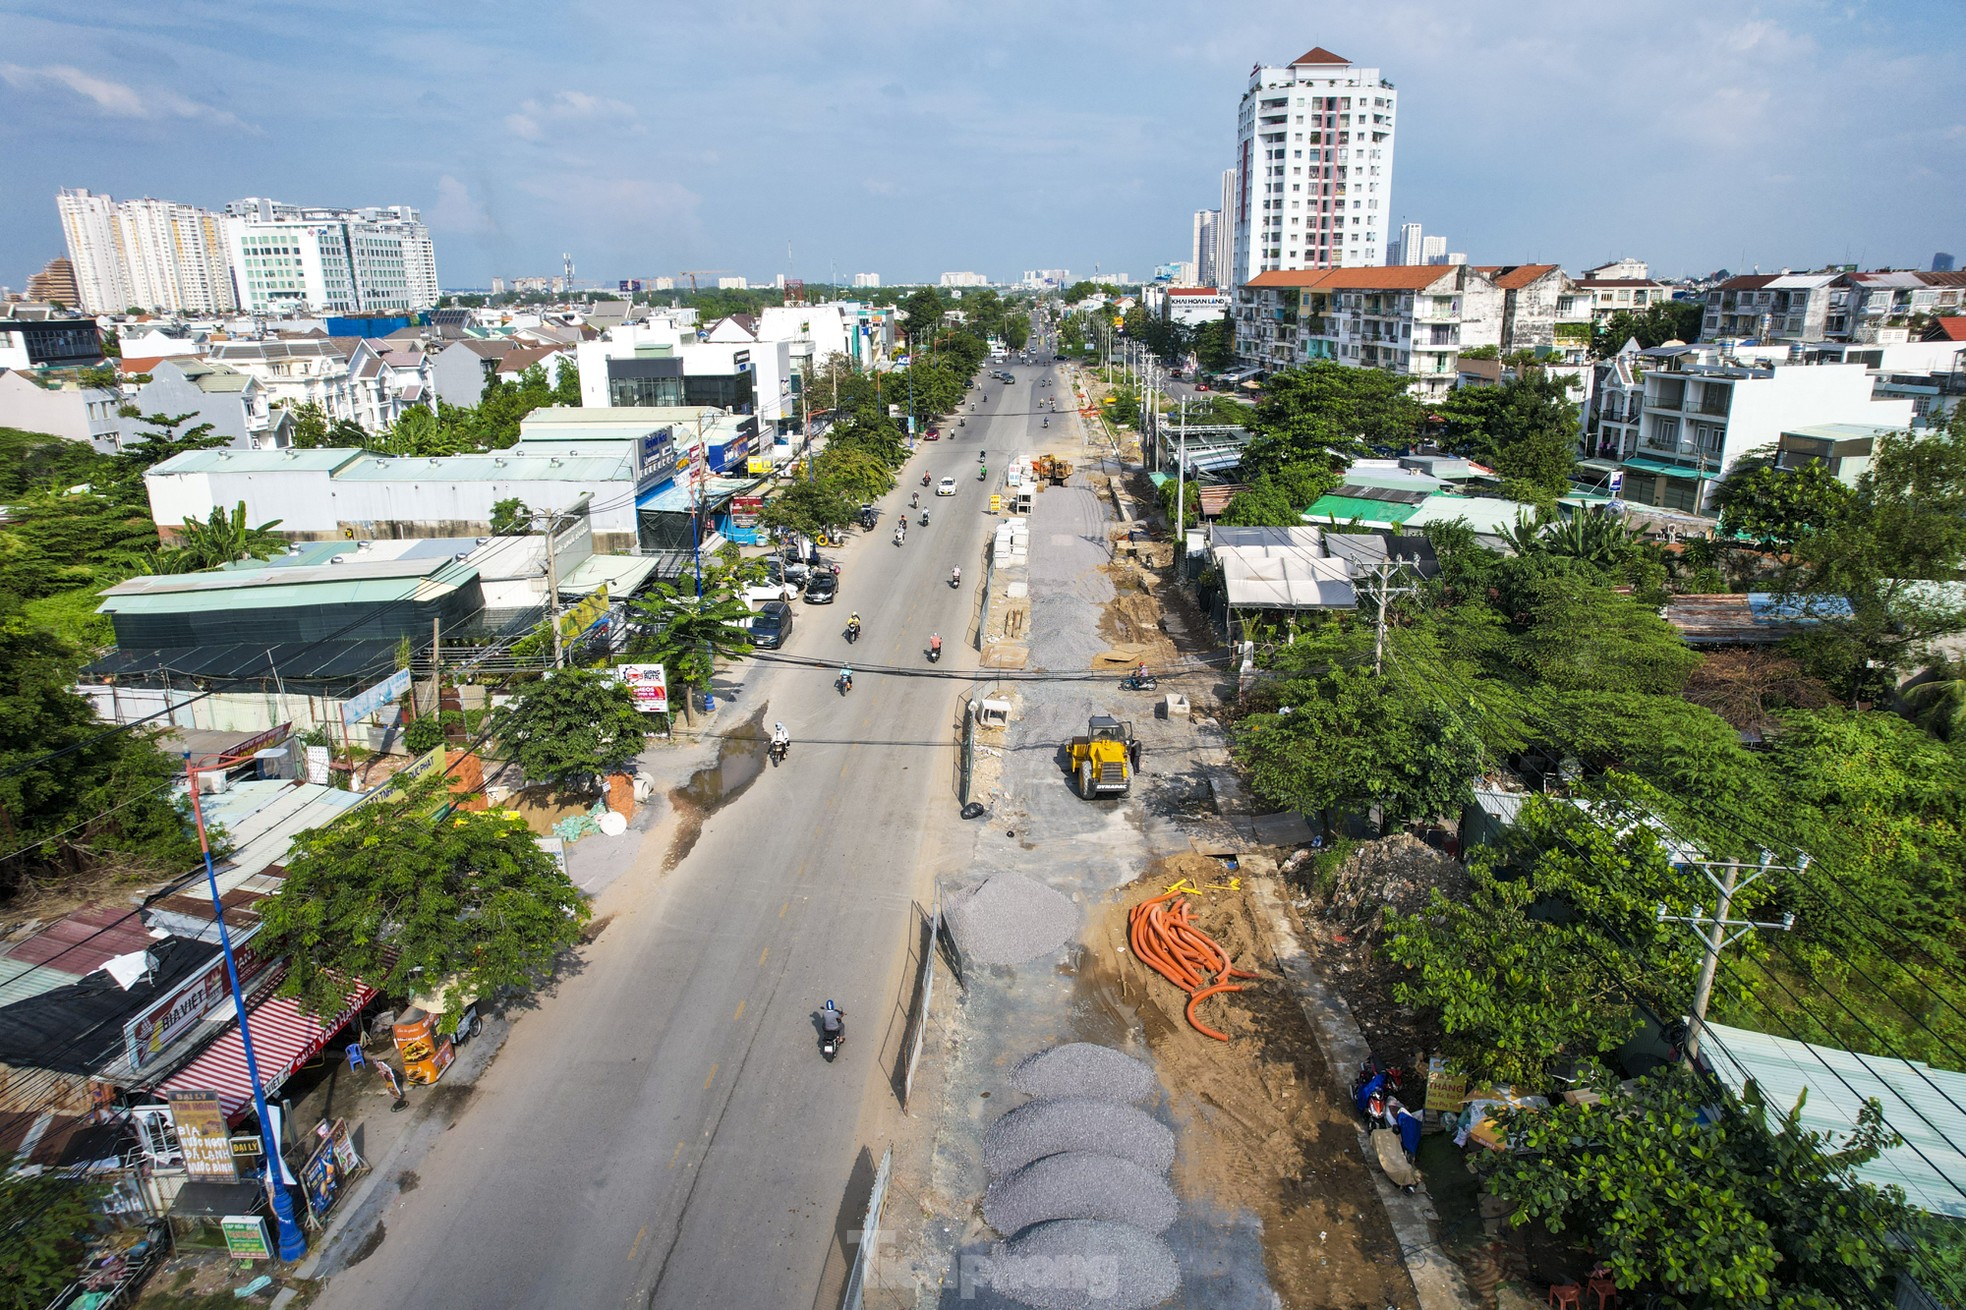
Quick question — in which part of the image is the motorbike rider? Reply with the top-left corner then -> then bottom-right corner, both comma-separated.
821,999 -> 844,1041
893,524 -> 905,546
1134,661 -> 1150,683
951,566 -> 961,587
911,491 -> 920,508
929,632 -> 943,658
771,722 -> 790,758
920,508 -> 930,525
848,611 -> 862,637
838,665 -> 853,692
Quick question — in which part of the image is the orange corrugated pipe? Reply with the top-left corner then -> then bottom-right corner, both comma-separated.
1127,890 -> 1259,1042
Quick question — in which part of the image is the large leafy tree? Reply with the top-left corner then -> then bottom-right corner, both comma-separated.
1589,300 -> 1706,358
491,668 -> 650,792
1241,361 -> 1421,476
759,480 -> 858,539
1192,316 -> 1235,372
259,774 -> 589,1021
1434,372 -> 1579,503
0,1156 -> 104,1310
0,622 -> 200,900
1714,459 -> 1854,551
1502,570 -> 1700,695
1484,1066 -> 1911,1308
1219,462 -> 1342,526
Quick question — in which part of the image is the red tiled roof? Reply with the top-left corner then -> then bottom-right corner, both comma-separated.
1475,264 -> 1562,290
1,903 -> 155,974
1926,317 -> 1966,342
1290,46 -> 1349,65
1245,266 -> 1454,292
1716,274 -> 1781,290
118,356 -> 167,374
1576,278 -> 1664,288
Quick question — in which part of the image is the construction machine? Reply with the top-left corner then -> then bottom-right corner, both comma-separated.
1066,715 -> 1139,798
1035,454 -> 1073,485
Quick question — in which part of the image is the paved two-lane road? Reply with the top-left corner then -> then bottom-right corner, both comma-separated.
312,373 -> 1057,1309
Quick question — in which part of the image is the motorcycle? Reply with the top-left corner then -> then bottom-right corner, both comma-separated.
768,738 -> 788,767
922,473 -> 931,487
950,568 -> 961,589
978,466 -> 986,481
911,492 -> 920,509
1120,672 -> 1158,692
1351,1058 -> 1407,1125
845,622 -> 860,644
927,639 -> 942,663
1042,417 -> 1048,428
836,670 -> 854,696
919,510 -> 930,526
893,528 -> 905,547
820,1008 -> 846,1061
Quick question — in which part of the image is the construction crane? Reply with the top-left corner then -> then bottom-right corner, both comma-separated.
677,270 -> 731,293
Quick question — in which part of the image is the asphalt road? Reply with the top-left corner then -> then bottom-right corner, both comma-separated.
313,365 -> 1057,1310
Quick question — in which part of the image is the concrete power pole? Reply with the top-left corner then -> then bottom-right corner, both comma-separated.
1658,851 -> 1803,1063
1358,559 -> 1419,675
538,508 -> 565,670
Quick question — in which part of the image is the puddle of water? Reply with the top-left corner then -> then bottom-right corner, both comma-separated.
665,706 -> 769,869
395,1168 -> 420,1193
348,1220 -> 386,1266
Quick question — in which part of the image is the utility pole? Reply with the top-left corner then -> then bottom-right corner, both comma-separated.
1358,559 -> 1419,675
539,507 -> 565,670
428,617 -> 441,723
1659,851 -> 1803,1063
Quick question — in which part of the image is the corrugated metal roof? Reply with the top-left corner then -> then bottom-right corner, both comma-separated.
1704,1020 -> 1966,1218
147,448 -> 365,475
200,780 -> 363,895
1306,494 -> 1422,525
332,453 -> 633,482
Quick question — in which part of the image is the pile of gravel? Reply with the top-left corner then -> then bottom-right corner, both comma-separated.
983,1097 -> 1176,1179
1010,1044 -> 1157,1105
945,872 -> 1079,965
987,1219 -> 1180,1310
984,1151 -> 1178,1236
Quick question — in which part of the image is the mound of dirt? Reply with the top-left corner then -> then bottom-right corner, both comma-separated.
1313,833 -> 1470,941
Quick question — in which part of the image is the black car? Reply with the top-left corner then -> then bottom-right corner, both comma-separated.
751,600 -> 794,648
803,571 -> 839,604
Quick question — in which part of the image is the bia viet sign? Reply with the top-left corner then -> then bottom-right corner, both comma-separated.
618,664 -> 669,714
126,929 -> 270,1069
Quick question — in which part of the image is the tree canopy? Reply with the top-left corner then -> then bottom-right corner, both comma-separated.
1241,362 -> 1421,476
1434,372 -> 1579,504
491,668 -> 650,792
259,773 -> 590,1022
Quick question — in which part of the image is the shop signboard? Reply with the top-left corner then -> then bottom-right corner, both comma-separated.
1422,1055 -> 1468,1113
167,1089 -> 236,1180
340,668 -> 412,726
746,456 -> 771,475
299,1119 -> 362,1223
618,664 -> 669,714
221,1216 -> 272,1260
637,426 -> 676,481
730,496 -> 764,529
304,745 -> 331,785
126,930 -> 268,1068
348,744 -> 447,813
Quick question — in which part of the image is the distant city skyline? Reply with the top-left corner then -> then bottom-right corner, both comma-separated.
2,1 -> 1961,290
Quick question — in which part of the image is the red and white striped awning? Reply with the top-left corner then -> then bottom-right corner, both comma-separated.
157,982 -> 375,1124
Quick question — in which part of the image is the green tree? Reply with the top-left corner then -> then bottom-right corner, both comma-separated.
1219,462 -> 1341,526
0,1155 -> 104,1310
490,497 -> 531,536
1484,1066 -> 1910,1308
1903,660 -> 1966,741
1192,316 -> 1236,372
155,500 -> 285,572
899,288 -> 947,346
1242,362 -> 1421,476
287,400 -> 332,448
109,411 -> 229,485
491,668 -> 650,791
1435,372 -> 1579,503
0,621 -> 199,899
1590,299 -> 1706,358
627,582 -> 756,721
758,480 -> 858,539
1502,569 -> 1700,695
76,363 -> 119,390
1714,459 -> 1854,550
259,773 -> 589,1022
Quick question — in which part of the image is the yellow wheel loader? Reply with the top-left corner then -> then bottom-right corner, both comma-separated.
1065,715 -> 1139,798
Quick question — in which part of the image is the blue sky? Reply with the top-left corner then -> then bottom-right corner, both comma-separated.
2,0 -> 1961,289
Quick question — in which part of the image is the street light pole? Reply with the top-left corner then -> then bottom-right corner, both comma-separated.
185,751 -> 307,1262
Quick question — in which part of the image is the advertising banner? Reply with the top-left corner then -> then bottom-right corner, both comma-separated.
730,496 -> 764,529
168,1089 -> 236,1180
746,456 -> 771,475
126,930 -> 268,1069
618,664 -> 669,714
304,745 -> 331,785
341,668 -> 412,725
221,1216 -> 272,1260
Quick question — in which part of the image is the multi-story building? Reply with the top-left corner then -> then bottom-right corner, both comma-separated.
56,188 -> 238,314
1230,47 -> 1397,288
851,273 -> 881,289
1419,235 -> 1446,264
222,198 -> 438,314
1614,355 -> 1912,514
0,370 -> 126,449
1390,221 -> 1423,266
1475,265 -> 1594,361
128,359 -> 289,451
939,272 -> 990,288
1701,273 -> 1839,343
1192,210 -> 1221,287
1826,270 -> 1966,343
1234,264 -> 1501,400
23,257 -> 79,306
1215,169 -> 1236,290
0,315 -> 104,371
575,321 -> 794,432
1576,276 -> 1672,321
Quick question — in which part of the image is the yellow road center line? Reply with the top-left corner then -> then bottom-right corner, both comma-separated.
704,1063 -> 718,1089
733,999 -> 746,1022
779,901 -> 788,918
668,1141 -> 683,1169
628,1225 -> 647,1261
758,946 -> 769,966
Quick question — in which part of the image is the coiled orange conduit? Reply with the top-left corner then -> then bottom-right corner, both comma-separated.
1127,889 -> 1261,1041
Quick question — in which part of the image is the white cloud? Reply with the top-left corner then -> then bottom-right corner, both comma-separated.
0,62 -> 255,131
504,89 -> 639,143
429,175 -> 496,235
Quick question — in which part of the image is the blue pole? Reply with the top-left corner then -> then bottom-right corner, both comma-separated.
185,751 -> 307,1262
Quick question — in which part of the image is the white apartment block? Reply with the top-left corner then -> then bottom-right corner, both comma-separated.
1230,47 -> 1397,288
223,198 -> 439,314
939,272 -> 990,288
1216,169 -> 1236,290
1191,210 -> 1221,288
851,273 -> 881,288
56,188 -> 237,314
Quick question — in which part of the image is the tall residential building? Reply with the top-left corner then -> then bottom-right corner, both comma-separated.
1230,46 -> 1397,288
1216,169 -> 1236,292
851,273 -> 880,288
1936,252 -> 1958,274
56,188 -> 237,314
222,197 -> 438,314
1391,221 -> 1423,266
24,257 -> 79,306
939,272 -> 989,288
1420,235 -> 1447,264
1192,210 -> 1221,286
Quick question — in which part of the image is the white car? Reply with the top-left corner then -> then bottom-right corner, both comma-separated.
937,477 -> 957,497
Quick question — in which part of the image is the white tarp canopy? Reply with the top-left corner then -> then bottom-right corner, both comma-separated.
1218,547 -> 1355,610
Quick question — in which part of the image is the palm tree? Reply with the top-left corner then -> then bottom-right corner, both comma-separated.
1903,661 -> 1966,742
1501,509 -> 1639,568
157,501 -> 286,573
628,581 -> 756,722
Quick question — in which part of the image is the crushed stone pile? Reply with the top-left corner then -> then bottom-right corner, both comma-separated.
987,1219 -> 1180,1310
983,1097 -> 1175,1180
945,872 -> 1079,966
984,1151 -> 1178,1237
1010,1044 -> 1157,1106
1316,833 -> 1470,939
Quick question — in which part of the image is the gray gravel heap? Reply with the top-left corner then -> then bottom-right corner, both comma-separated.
986,1219 -> 1180,1310
945,871 -> 1079,965
983,1096 -> 1176,1179
1010,1044 -> 1157,1105
984,1150 -> 1178,1237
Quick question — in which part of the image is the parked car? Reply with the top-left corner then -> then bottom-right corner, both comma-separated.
750,600 -> 794,648
803,571 -> 839,604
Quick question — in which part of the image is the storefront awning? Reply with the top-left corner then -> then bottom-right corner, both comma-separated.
157,981 -> 374,1124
